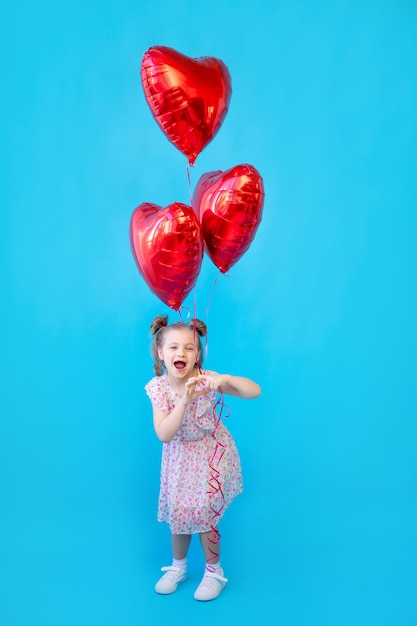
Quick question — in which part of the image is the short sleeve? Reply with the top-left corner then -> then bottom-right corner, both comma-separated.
144,376 -> 169,413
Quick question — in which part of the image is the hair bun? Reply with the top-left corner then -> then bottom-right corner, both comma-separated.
190,318 -> 207,337
150,315 -> 168,335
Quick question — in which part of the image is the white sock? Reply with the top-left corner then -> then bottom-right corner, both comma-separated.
173,557 -> 187,570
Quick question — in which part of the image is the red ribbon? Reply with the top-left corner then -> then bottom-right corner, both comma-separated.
206,390 -> 230,568
183,313 -> 231,568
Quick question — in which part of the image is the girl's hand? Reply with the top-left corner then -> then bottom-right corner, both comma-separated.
180,375 -> 210,405
198,371 -> 227,391
200,371 -> 261,399
180,370 -> 261,405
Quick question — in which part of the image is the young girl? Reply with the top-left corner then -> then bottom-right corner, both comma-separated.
145,315 -> 261,602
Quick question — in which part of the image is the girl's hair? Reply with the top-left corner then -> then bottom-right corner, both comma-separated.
150,315 -> 207,376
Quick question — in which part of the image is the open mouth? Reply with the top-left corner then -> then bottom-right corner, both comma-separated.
174,360 -> 186,371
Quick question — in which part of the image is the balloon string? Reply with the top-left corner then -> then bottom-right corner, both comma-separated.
186,163 -> 192,205
192,287 -> 201,371
184,282 -> 231,568
202,270 -> 223,362
186,282 -> 231,569
205,390 -> 231,570
178,306 -> 191,322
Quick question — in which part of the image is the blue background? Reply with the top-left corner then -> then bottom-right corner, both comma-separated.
1,1 -> 416,625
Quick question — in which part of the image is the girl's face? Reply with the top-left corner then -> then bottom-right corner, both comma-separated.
158,328 -> 199,381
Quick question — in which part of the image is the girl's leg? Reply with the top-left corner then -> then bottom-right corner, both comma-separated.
154,533 -> 191,595
199,528 -> 220,565
171,533 -> 192,560
194,528 -> 227,601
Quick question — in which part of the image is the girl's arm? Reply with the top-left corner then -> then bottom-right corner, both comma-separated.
152,376 -> 211,443
201,372 -> 261,399
152,401 -> 187,443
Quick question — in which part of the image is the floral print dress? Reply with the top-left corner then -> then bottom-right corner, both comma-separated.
145,373 -> 243,534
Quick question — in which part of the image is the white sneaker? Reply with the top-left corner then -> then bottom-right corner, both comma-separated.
155,566 -> 187,594
193,568 -> 228,601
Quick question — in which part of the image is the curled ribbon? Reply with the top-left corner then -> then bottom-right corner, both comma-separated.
188,315 -> 231,569
206,390 -> 230,569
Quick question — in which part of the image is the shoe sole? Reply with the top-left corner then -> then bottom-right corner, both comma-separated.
194,585 -> 225,601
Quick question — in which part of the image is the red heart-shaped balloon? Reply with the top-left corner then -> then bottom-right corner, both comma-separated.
193,164 -> 265,273
141,46 -> 232,165
129,202 -> 204,310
